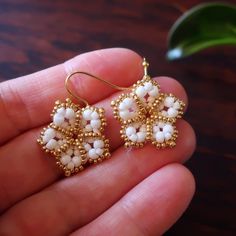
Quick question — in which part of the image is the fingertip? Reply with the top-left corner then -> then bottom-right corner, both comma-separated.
176,120 -> 196,163
164,163 -> 196,199
149,163 -> 195,235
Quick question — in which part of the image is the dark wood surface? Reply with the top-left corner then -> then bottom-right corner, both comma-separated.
0,0 -> 235,235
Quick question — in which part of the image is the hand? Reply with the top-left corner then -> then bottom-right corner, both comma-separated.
0,48 -> 196,236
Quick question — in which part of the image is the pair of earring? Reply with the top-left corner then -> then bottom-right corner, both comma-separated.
38,58 -> 185,176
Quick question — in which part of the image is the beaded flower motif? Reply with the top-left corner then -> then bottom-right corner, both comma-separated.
111,76 -> 185,148
38,98 -> 110,176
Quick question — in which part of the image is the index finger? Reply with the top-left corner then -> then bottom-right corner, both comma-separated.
0,48 -> 142,144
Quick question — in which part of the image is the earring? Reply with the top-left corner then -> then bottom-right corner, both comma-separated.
37,72 -> 111,177
111,58 -> 185,148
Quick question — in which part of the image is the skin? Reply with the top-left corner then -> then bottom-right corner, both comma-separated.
0,48 -> 196,236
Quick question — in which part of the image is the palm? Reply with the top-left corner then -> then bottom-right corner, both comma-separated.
0,48 -> 195,236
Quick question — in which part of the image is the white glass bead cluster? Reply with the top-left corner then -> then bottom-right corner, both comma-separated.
60,148 -> 82,170
118,97 -> 138,120
160,96 -> 181,118
84,138 -> 105,160
153,122 -> 174,143
125,123 -> 147,143
112,77 -> 184,148
53,107 -> 76,128
38,99 -> 110,176
135,81 -> 159,107
81,109 -> 101,133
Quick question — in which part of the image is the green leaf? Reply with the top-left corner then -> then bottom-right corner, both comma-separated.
167,2 -> 236,60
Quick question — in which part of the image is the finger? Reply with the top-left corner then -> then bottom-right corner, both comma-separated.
0,122 -> 195,235
73,164 -> 195,236
0,48 -> 142,144
0,77 -> 189,212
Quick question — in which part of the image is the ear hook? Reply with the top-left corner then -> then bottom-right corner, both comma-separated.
65,71 -> 130,106
65,58 -> 149,106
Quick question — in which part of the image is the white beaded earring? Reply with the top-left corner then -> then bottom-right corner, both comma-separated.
38,72 -> 112,176
111,58 -> 185,148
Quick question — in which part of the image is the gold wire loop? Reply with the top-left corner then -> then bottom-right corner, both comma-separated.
65,58 -> 149,106
65,71 -> 130,106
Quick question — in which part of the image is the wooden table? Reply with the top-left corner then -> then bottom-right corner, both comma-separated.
0,0 -> 235,235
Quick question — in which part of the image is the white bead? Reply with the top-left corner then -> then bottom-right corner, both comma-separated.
88,148 -> 98,159
125,126 -> 136,136
60,155 -> 71,165
123,97 -> 133,106
57,140 -> 64,146
129,134 -> 137,142
81,119 -> 87,126
164,132 -> 172,141
85,124 -> 92,132
91,111 -> 99,120
90,119 -> 101,129
163,124 -> 174,134
83,109 -> 93,120
53,114 -> 64,126
57,107 -> 66,115
118,101 -> 127,110
135,86 -> 146,98
61,122 -> 68,128
93,128 -> 100,134
164,97 -> 175,107
84,143 -> 91,151
95,148 -> 103,156
144,82 -> 153,91
147,96 -> 155,103
119,110 -> 131,120
155,132 -> 165,143
42,135 -> 51,144
66,149 -> 73,156
46,139 -> 58,150
139,124 -> 146,132
65,108 -> 75,119
137,132 -> 146,142
72,156 -> 82,167
149,86 -> 159,97
159,103 -> 164,110
74,150 -> 80,156
87,137 -> 94,143
67,162 -> 74,170
173,101 -> 180,109
44,128 -> 56,138
153,125 -> 159,133
161,110 -> 167,116
94,140 -> 104,149
167,108 -> 178,117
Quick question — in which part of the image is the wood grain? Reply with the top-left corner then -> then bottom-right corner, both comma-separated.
0,0 -> 235,235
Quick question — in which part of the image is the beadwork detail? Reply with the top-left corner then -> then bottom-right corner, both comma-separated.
111,76 -> 185,148
38,98 -> 110,176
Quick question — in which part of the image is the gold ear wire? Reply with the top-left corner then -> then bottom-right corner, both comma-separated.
65,58 -> 149,106
65,71 -> 130,106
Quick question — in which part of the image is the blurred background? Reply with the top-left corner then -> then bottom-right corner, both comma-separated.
0,0 -> 235,235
